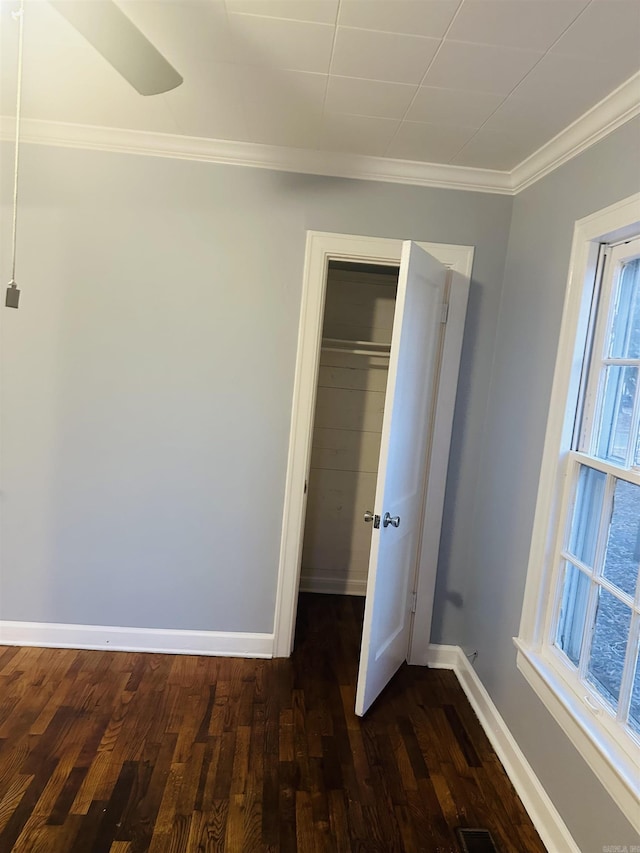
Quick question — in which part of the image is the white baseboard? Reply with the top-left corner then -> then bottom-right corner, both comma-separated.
427,644 -> 580,853
0,620 -> 274,658
299,575 -> 367,596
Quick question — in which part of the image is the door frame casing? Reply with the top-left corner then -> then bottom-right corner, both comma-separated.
272,232 -> 474,661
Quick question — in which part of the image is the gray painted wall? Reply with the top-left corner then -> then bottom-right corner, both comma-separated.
449,117 -> 640,852
0,144 -> 512,635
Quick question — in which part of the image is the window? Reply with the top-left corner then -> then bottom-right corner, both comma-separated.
553,241 -> 640,738
516,194 -> 640,832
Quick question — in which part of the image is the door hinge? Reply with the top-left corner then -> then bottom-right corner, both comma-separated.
410,591 -> 417,614
440,301 -> 449,324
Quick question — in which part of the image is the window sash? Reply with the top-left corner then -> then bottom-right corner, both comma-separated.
539,640 -> 640,759
546,452 -> 640,741
579,237 -> 640,468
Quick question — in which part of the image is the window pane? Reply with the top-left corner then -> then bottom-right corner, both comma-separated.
556,562 -> 591,666
595,366 -> 638,464
568,465 -> 606,567
602,479 -> 640,599
586,588 -> 632,710
629,642 -> 640,735
609,258 -> 640,359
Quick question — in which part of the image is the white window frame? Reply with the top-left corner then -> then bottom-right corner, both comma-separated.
515,192 -> 640,833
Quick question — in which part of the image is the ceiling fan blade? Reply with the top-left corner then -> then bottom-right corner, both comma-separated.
49,1 -> 183,96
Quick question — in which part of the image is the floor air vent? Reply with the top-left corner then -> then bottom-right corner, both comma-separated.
456,828 -> 499,853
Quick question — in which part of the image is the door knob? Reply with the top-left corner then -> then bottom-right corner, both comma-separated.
364,511 -> 381,528
383,512 -> 400,528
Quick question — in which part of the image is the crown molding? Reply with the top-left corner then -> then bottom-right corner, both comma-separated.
1,72 -> 638,196
0,116 -> 512,195
511,71 -> 640,194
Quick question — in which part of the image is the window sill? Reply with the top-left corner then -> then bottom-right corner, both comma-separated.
514,638 -> 640,834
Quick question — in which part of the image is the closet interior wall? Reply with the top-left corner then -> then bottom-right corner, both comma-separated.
300,263 -> 399,596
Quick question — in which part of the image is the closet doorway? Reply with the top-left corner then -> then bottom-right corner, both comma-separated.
274,233 -> 474,715
300,259 -> 398,598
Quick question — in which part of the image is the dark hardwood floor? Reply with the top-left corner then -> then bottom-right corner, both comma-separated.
0,594 -> 546,852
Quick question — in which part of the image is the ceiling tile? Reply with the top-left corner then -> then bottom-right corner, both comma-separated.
318,113 -> 400,156
239,66 -> 328,110
338,0 -> 459,39
511,51 -> 639,108
386,121 -> 477,162
331,27 -> 440,84
325,76 -> 417,119
228,13 -> 334,73
239,67 -> 327,116
121,1 -> 238,66
486,91 -> 594,139
423,40 -> 543,93
162,63 -> 250,141
238,67 -> 327,147
551,1 -> 640,61
241,110 -> 323,148
406,86 -> 504,127
446,1 -> 589,51
451,124 -> 552,170
224,0 -> 339,25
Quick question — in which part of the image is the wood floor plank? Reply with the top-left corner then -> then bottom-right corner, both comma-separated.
70,751 -> 112,816
175,743 -> 205,818
294,790 -> 315,853
326,790 -> 350,853
0,774 -> 32,835
47,765 -> 88,826
0,594 -> 548,852
0,742 -> 30,802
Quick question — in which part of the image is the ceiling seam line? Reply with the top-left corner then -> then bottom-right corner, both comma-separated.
321,0 -> 343,120
381,0 -> 466,158
450,0 -> 597,167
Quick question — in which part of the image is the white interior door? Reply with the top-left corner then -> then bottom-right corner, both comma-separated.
355,241 -> 447,716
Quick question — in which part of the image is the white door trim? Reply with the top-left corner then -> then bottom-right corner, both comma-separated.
272,232 -> 474,658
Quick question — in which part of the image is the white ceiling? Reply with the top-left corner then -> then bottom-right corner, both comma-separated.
1,0 -> 639,172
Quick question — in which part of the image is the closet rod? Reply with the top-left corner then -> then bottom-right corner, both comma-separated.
321,337 -> 391,357
322,346 -> 390,358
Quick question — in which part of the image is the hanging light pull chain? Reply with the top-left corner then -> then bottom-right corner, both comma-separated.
6,0 -> 25,310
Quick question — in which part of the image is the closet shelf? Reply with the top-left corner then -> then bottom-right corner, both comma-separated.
321,337 -> 391,357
